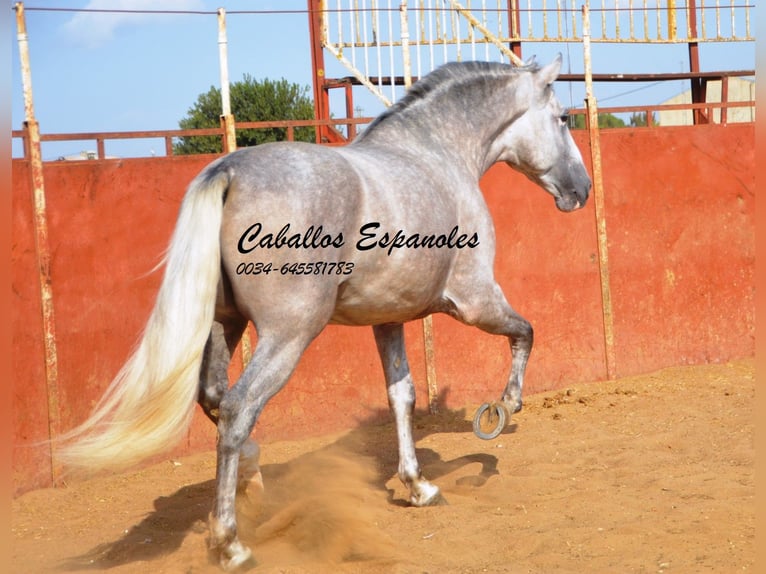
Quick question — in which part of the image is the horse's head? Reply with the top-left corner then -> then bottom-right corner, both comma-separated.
494,55 -> 592,212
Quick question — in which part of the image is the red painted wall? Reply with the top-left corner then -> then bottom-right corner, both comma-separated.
11,124 -> 754,494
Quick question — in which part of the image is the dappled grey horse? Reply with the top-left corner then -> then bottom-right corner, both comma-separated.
59,55 -> 591,570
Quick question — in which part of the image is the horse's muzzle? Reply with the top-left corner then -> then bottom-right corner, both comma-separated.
570,165 -> 592,207
555,181 -> 590,211
546,163 -> 592,212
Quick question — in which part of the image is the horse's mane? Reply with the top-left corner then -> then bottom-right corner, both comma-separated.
355,59 -> 540,140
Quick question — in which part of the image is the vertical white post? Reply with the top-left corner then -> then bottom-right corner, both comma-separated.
218,8 -> 237,154
400,1 -> 412,88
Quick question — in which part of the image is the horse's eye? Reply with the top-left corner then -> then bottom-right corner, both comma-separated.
559,111 -> 570,124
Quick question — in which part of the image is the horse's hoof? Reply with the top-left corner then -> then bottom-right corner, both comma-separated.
473,402 -> 507,440
209,517 -> 255,573
411,482 -> 447,507
220,542 -> 255,572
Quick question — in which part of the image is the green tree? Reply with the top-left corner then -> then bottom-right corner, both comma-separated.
174,75 -> 315,155
568,112 -> 627,129
629,111 -> 658,127
599,113 -> 627,128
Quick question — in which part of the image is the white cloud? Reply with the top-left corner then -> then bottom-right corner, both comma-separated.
62,0 -> 205,48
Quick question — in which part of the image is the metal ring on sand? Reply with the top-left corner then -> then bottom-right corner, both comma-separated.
472,402 -> 507,440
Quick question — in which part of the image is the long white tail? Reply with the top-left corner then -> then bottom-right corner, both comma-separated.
58,163 -> 230,473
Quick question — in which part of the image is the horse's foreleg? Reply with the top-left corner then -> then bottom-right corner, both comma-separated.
373,323 -> 443,506
198,320 -> 261,495
454,283 -> 533,416
505,315 -> 533,414
208,333 -> 311,572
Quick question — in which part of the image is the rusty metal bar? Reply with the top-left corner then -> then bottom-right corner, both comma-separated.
423,315 -> 439,414
564,99 -> 754,123
325,1 -> 753,50
344,83 -> 355,139
31,126 -> 225,142
687,0 -> 705,124
237,117 -> 373,129
309,0 -> 338,141
219,116 -> 237,154
335,68 -> 755,85
507,0 -> 522,58
10,119 -> 397,160
583,1 -> 616,380
11,86 -> 754,160
668,0 -> 677,41
15,1 -> 63,485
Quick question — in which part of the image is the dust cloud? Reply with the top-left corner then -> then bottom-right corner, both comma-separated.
237,445 -> 402,571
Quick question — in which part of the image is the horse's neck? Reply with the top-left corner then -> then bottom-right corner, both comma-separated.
355,79 -> 523,179
353,113 -> 498,180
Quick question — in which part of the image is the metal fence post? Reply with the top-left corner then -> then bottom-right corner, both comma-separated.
583,1 -> 616,380
15,1 -> 63,484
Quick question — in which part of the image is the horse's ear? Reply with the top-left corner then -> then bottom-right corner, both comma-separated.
537,53 -> 563,87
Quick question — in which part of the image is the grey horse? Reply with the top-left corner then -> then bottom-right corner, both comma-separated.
59,55 -> 591,570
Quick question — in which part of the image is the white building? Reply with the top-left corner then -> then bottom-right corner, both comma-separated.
659,77 -> 755,126
57,150 -> 118,161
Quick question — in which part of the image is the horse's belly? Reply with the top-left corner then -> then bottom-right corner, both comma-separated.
329,259 -> 450,326
329,299 -> 433,326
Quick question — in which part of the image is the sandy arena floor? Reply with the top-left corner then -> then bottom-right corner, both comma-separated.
12,358 -> 754,573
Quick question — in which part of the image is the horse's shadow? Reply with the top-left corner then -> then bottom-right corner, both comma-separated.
59,478 -> 216,570
60,393 -> 516,570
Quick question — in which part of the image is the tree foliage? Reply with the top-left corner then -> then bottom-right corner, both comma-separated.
629,111 -> 659,127
568,112 -> 627,129
174,75 -> 315,155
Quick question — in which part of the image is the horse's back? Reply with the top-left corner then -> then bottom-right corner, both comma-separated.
219,142 -> 360,199
219,142 -> 364,239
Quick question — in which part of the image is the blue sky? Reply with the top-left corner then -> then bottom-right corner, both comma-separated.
10,1 -> 755,159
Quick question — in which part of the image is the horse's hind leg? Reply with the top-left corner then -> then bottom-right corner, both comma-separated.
198,320 -> 243,423
208,329 -> 320,571
198,319 -> 262,494
373,323 -> 443,506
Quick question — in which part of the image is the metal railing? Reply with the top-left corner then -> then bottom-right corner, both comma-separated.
11,92 -> 755,162
316,0 -> 754,112
11,117 -> 377,161
324,1 -> 753,51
